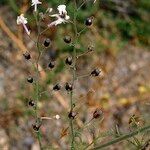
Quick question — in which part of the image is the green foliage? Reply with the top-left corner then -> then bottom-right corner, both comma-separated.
98,0 -> 150,46
7,0 -> 19,13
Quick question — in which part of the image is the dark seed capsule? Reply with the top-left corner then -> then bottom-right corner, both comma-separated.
65,56 -> 73,65
53,83 -> 61,91
32,124 -> 40,131
28,100 -> 35,107
91,69 -> 101,76
48,61 -> 55,69
63,36 -> 71,44
44,38 -> 51,47
93,108 -> 103,119
23,51 -> 31,60
27,77 -> 33,83
85,18 -> 93,26
68,111 -> 77,119
65,82 -> 73,91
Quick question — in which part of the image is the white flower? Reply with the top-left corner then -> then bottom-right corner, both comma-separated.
48,4 -> 70,27
57,5 -> 67,15
17,14 -> 30,35
17,14 -> 27,24
94,0 -> 96,3
31,0 -> 42,12
55,115 -> 60,120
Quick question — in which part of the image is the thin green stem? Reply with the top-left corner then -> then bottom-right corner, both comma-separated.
77,26 -> 87,35
37,131 -> 42,149
77,0 -> 92,11
69,0 -> 78,149
40,27 -> 49,35
88,124 -> 150,150
76,74 -> 90,80
34,11 -> 43,150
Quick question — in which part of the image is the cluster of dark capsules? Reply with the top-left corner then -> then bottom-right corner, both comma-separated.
23,17 -> 102,131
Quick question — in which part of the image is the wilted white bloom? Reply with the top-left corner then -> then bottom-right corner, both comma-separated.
48,4 -> 70,27
94,0 -> 96,3
17,14 -> 30,35
55,115 -> 60,120
31,0 -> 42,12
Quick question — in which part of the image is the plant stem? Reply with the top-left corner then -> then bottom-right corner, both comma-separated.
69,0 -> 78,149
77,0 -> 92,11
88,124 -> 150,150
34,11 -> 43,150
37,131 -> 42,149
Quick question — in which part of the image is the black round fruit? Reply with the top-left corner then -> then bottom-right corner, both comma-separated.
27,77 -> 33,83
65,82 -> 73,91
85,18 -> 93,26
44,38 -> 51,47
28,100 -> 35,107
23,51 -> 31,60
65,56 -> 73,65
53,83 -> 61,91
48,61 -> 55,69
63,36 -> 71,44
68,111 -> 77,119
32,124 -> 40,131
91,69 -> 101,76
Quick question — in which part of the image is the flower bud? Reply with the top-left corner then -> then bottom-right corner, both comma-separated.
55,114 -> 60,120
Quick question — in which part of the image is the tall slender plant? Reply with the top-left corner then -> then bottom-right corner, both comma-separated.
16,0 -> 150,149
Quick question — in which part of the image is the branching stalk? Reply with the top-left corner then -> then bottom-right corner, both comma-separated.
87,125 -> 150,150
